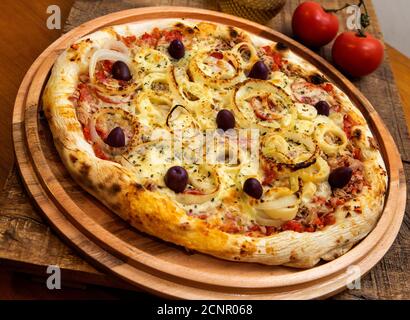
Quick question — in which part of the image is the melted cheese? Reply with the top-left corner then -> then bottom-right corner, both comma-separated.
71,20 -> 387,231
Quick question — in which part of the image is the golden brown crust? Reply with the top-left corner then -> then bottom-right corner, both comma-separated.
43,20 -> 387,268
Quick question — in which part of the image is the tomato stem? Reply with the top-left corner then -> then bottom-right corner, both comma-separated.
324,3 -> 350,13
356,29 -> 366,37
356,0 -> 370,37
324,0 -> 371,37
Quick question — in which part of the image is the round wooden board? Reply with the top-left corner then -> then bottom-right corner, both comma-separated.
13,7 -> 406,299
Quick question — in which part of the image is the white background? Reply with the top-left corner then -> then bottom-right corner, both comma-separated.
374,0 -> 410,57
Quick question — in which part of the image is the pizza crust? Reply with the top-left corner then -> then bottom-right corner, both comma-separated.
43,20 -> 387,268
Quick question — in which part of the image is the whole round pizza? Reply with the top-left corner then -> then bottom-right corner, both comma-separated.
43,19 -> 387,268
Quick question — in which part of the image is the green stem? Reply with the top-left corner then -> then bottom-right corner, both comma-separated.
360,0 -> 369,16
356,0 -> 370,36
356,29 -> 367,37
324,0 -> 365,14
324,0 -> 371,37
324,3 -> 351,13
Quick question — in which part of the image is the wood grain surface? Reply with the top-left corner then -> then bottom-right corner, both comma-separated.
0,0 -> 74,188
1,0 -> 409,299
14,5 -> 405,298
388,44 -> 410,129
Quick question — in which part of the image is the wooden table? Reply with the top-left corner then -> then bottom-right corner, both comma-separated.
1,0 -> 409,299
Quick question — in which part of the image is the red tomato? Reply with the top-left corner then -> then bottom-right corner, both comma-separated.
82,126 -> 91,142
210,51 -> 224,59
292,1 -> 339,48
323,214 -> 336,226
93,145 -> 108,160
282,220 -> 304,233
121,35 -> 136,47
343,113 -> 358,138
261,46 -> 283,70
163,29 -> 183,41
140,32 -> 160,47
322,83 -> 333,92
332,32 -> 384,77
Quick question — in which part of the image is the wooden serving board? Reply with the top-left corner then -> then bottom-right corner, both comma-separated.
10,3 -> 408,299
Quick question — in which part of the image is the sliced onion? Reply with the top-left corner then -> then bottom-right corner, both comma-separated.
95,90 -> 131,104
254,187 -> 299,221
166,104 -> 200,138
134,47 -> 170,73
89,49 -> 130,82
256,195 -> 299,221
231,42 -> 259,69
176,189 -> 218,205
233,79 -> 296,129
102,39 -> 129,54
142,72 -> 170,92
87,116 -> 109,156
257,205 -> 299,221
291,78 -> 330,105
176,165 -> 220,205
255,212 -> 284,227
301,181 -> 317,203
296,103 -> 317,120
256,195 -> 298,211
314,123 -> 347,156
188,50 -> 243,89
169,66 -> 213,109
88,117 -> 100,143
297,156 -> 330,183
262,131 -> 318,170
166,104 -> 188,127
190,175 -> 215,192
88,109 -> 135,157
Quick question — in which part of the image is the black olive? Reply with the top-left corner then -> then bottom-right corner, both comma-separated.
168,39 -> 185,59
310,74 -> 327,85
164,166 -> 188,193
229,27 -> 239,38
216,109 -> 235,131
105,127 -> 125,148
243,178 -> 263,199
248,61 -> 269,80
328,167 -> 353,189
275,42 -> 288,51
111,61 -> 132,81
314,101 -> 330,116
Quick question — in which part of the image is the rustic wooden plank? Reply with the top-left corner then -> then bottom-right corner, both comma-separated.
63,0 -> 219,33
0,167 -> 89,270
0,0 -> 408,299
0,0 -> 75,189
387,45 -> 410,131
0,165 -> 137,290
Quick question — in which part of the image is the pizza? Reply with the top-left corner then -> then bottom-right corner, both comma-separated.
43,19 -> 387,268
